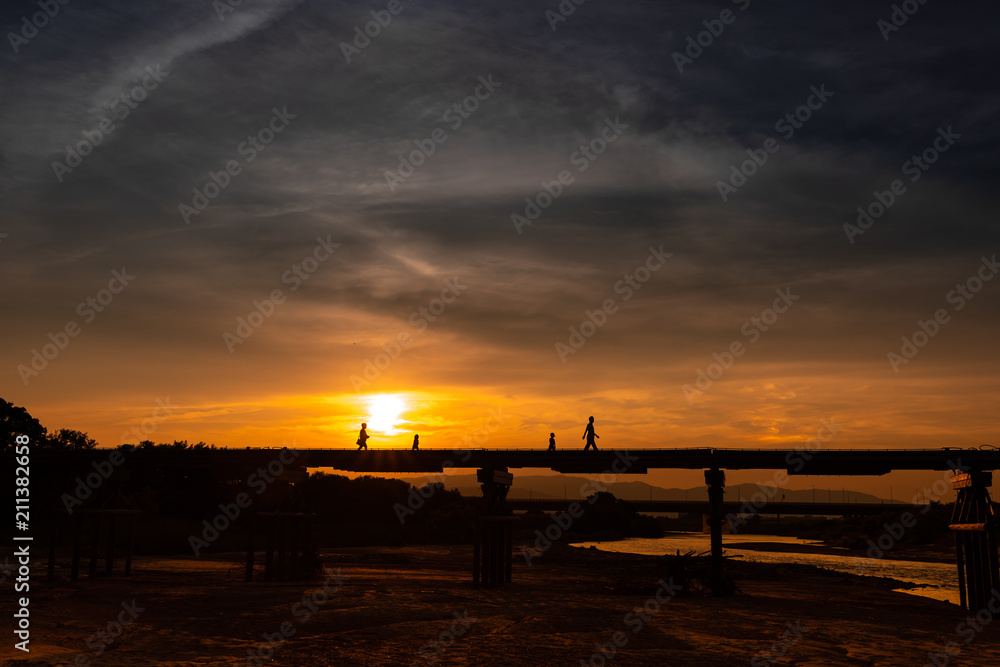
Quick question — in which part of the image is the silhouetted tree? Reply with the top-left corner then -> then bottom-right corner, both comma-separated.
0,398 -> 48,449
47,428 -> 98,450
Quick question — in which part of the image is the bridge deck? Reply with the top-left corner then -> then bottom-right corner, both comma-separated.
35,447 -> 999,476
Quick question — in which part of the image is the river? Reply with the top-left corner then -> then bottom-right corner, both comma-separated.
574,532 -> 960,605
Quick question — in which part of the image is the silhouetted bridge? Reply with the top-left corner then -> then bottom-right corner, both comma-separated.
35,446 -> 996,474
35,446 -> 1000,609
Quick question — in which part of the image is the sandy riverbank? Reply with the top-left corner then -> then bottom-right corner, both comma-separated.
3,544 -> 1000,666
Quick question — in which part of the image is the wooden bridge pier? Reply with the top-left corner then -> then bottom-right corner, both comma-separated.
47,509 -> 141,581
473,467 -> 514,588
950,469 -> 1000,611
704,468 -> 727,596
247,511 -> 317,582
243,464 -> 318,581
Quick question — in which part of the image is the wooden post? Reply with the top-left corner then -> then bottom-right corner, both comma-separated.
950,470 -> 999,611
504,522 -> 512,583
289,518 -> 299,576
472,468 -> 514,588
125,514 -> 136,576
483,521 -> 493,587
246,513 -> 256,583
264,515 -> 274,581
105,514 -> 117,575
491,521 -> 500,586
472,520 -> 481,589
88,515 -> 101,579
47,513 -> 58,582
990,529 -> 1000,602
276,519 -> 286,580
71,516 -> 82,581
495,520 -> 504,584
705,468 -> 726,596
956,532 -> 967,610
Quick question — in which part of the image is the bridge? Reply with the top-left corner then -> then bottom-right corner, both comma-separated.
35,445 -> 996,474
35,446 -> 1000,610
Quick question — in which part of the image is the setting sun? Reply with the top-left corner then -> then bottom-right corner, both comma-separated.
366,394 -> 408,434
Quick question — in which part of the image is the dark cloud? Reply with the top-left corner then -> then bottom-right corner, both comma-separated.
1,0 -> 998,468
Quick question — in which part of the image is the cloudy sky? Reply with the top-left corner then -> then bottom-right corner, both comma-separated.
2,0 -> 998,495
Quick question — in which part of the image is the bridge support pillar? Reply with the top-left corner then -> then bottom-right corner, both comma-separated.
949,469 -> 1000,611
49,510 -> 140,582
705,468 -> 727,597
473,468 -> 514,588
250,512 -> 317,581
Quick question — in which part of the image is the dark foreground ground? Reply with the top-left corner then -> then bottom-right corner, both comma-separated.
3,544 -> 1000,666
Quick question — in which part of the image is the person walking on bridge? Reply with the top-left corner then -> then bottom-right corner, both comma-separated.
548,433 -> 556,451
412,434 -> 420,450
582,416 -> 599,451
357,423 -> 369,451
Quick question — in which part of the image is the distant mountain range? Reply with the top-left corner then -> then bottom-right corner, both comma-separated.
388,473 -> 896,505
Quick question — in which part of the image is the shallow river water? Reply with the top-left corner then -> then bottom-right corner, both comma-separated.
575,532 -> 960,605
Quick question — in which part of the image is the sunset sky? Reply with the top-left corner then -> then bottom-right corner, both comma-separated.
2,0 -> 998,497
